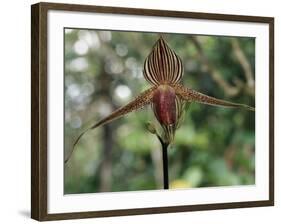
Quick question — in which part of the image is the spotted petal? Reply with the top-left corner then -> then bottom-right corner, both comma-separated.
66,86 -> 157,163
143,37 -> 183,85
173,83 -> 255,111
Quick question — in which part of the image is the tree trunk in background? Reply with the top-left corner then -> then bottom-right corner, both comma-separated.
151,147 -> 164,187
99,124 -> 113,192
98,65 -> 115,192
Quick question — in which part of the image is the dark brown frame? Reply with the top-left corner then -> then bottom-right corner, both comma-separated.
31,2 -> 274,221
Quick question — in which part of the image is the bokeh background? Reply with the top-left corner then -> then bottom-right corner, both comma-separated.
64,29 -> 255,194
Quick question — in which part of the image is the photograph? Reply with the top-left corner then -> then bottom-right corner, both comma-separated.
1,0 -> 278,223
64,29 -> 256,194
31,3 -> 274,220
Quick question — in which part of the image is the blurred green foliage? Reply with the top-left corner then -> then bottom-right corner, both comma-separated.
64,29 -> 255,194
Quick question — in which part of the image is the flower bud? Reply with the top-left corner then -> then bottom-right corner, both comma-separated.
145,122 -> 157,134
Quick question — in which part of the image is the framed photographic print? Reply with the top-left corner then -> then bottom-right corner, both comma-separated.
31,2 -> 274,221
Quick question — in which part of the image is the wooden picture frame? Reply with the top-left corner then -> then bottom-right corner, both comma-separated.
31,2 -> 274,221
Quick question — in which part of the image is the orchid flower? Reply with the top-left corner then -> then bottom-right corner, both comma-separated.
66,36 -> 254,163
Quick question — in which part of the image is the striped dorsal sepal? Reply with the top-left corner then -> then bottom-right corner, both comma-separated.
143,36 -> 183,85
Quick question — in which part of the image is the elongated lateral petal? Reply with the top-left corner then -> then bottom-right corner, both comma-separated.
66,86 -> 157,163
143,37 -> 183,85
173,83 -> 255,111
